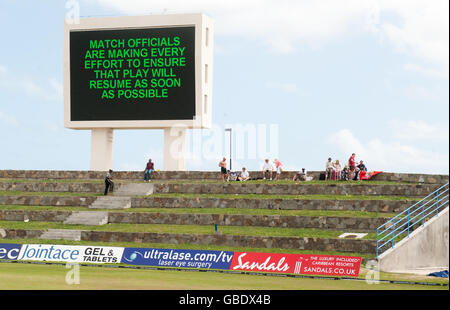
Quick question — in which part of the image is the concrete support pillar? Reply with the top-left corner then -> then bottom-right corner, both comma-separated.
90,128 -> 113,171
163,126 -> 187,171
89,127 -> 187,171
378,208 -> 449,273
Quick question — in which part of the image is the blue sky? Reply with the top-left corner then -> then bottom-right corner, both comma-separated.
0,0 -> 448,174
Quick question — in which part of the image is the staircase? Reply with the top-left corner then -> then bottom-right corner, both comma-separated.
89,196 -> 131,209
376,182 -> 449,257
63,211 -> 109,226
39,229 -> 82,241
88,183 -> 153,209
113,183 -> 154,196
376,182 -> 449,273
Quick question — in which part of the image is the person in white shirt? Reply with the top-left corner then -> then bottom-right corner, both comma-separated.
325,158 -> 334,180
293,168 -> 307,181
238,167 -> 250,181
262,159 -> 273,180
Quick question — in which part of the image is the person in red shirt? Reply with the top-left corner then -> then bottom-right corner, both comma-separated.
348,153 -> 356,181
273,158 -> 283,180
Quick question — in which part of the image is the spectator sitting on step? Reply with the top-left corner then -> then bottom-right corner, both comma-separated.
355,160 -> 367,181
333,160 -> 342,181
144,158 -> 154,182
341,165 -> 349,181
104,169 -> 114,195
237,167 -> 250,181
357,160 -> 367,172
293,168 -> 307,182
325,157 -> 334,180
262,159 -> 274,180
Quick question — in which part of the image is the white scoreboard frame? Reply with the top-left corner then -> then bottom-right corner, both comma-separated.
63,13 -> 213,130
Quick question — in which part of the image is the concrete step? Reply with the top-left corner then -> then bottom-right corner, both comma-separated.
63,211 -> 109,226
89,196 -> 131,209
39,229 -> 82,241
0,181 -> 442,197
114,183 -> 154,196
152,183 -> 440,197
1,170 -> 447,184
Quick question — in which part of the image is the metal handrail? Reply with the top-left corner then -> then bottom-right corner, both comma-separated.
377,185 -> 449,236
377,196 -> 449,250
376,193 -> 446,237
376,182 -> 449,258
377,192 -> 448,241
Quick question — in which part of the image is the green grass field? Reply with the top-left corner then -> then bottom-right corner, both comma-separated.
0,262 -> 447,290
0,177 -> 445,291
0,205 -> 398,218
0,190 -> 420,201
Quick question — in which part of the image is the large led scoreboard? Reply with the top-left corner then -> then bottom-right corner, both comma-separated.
63,14 -> 213,170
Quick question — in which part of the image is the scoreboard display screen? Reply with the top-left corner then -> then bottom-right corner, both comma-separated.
69,26 -> 196,121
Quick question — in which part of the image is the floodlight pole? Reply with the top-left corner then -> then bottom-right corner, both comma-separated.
225,128 -> 232,171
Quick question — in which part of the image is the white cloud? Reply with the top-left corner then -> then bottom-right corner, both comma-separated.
96,0 -> 449,76
0,65 -> 63,102
376,0 -> 449,73
401,84 -> 447,102
95,0 -> 374,52
20,78 -> 62,102
43,120 -> 64,133
265,81 -> 299,94
404,63 -> 448,79
389,120 -> 449,142
0,111 -> 19,127
329,128 -> 449,174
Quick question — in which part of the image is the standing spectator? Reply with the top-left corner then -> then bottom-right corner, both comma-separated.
273,158 -> 283,180
144,159 -> 154,182
238,167 -> 250,181
262,159 -> 273,180
219,157 -> 227,182
325,158 -> 334,180
348,153 -> 356,181
333,160 -> 342,181
104,169 -> 114,195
